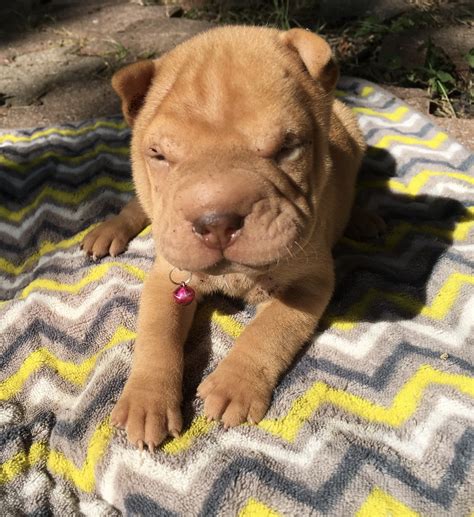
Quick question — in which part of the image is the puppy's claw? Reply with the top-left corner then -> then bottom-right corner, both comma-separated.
148,442 -> 156,453
111,418 -> 123,429
137,440 -> 144,451
170,429 -> 180,439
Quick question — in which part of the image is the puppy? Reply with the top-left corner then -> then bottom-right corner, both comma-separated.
82,26 -> 367,451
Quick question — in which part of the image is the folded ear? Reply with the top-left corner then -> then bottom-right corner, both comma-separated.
111,60 -> 157,126
280,29 -> 339,93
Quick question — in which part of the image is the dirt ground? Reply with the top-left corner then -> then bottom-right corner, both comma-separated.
0,0 -> 472,148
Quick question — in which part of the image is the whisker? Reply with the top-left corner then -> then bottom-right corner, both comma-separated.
285,245 -> 295,259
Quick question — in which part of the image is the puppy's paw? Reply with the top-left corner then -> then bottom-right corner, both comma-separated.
82,217 -> 133,259
110,378 -> 182,451
197,362 -> 272,428
345,207 -> 387,240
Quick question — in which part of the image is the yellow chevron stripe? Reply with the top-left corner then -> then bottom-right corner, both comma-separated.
212,309 -> 245,339
162,416 -> 215,454
259,365 -> 474,441
335,86 -> 375,98
0,441 -> 48,484
360,170 -> 474,196
352,106 -> 409,121
160,363 -> 474,454
239,498 -> 283,517
0,119 -> 128,145
374,131 -> 448,150
357,488 -> 420,517
0,262 -> 146,307
0,419 -> 112,492
342,207 -> 474,253
48,418 -> 113,492
0,223 -> 99,275
0,222 -> 151,277
360,86 -> 375,97
326,272 -> 474,331
0,325 -> 135,400
0,310 -> 236,402
0,176 -> 133,223
0,143 -> 129,174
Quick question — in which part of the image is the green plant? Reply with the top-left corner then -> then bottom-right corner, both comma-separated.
406,40 -> 458,117
106,39 -> 129,62
466,49 -> 474,69
272,0 -> 291,30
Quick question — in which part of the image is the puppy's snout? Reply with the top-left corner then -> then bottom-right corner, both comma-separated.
192,212 -> 243,250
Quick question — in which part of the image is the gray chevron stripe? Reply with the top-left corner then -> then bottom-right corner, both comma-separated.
397,154 -> 474,176
0,183 -> 132,230
0,250 -> 152,300
364,122 -> 434,142
196,430 -> 473,515
0,153 -> 131,192
0,165 -> 131,200
0,192 -> 130,246
0,297 -> 138,367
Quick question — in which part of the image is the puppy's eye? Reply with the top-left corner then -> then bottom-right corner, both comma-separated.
149,147 -> 167,161
275,143 -> 304,163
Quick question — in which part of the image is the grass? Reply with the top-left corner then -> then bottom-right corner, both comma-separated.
185,0 -> 473,119
185,0 -> 295,30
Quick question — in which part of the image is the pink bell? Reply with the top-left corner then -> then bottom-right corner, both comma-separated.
173,283 -> 195,305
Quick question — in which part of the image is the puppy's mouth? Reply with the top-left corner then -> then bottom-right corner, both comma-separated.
158,198 -> 302,275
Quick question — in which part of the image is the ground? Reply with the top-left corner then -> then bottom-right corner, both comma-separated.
0,0 -> 472,148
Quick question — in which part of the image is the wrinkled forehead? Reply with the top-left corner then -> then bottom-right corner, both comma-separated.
145,45 -> 313,149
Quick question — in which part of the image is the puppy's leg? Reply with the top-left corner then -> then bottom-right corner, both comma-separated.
198,263 -> 334,428
82,197 -> 150,259
111,257 -> 197,451
345,206 -> 386,240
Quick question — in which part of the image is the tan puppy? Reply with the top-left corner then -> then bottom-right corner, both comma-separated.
82,26 -> 367,451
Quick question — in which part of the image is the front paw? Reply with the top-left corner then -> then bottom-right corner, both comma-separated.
197,361 -> 272,428
82,217 -> 134,259
110,377 -> 182,451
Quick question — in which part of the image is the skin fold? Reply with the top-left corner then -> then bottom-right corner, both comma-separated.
82,26 -> 373,451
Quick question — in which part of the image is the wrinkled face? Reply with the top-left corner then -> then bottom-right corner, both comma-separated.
129,29 -> 332,275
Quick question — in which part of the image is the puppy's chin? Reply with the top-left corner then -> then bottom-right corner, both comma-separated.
164,252 -> 273,277
160,240 -> 283,276
201,259 -> 271,276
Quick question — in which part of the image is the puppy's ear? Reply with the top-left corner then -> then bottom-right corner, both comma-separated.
280,29 -> 339,93
112,60 -> 156,126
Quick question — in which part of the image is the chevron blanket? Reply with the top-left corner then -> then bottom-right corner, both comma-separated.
0,78 -> 473,516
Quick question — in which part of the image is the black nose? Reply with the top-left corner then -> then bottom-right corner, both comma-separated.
192,212 -> 244,250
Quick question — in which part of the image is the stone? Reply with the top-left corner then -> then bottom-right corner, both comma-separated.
0,0 -> 212,128
0,46 -> 106,107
